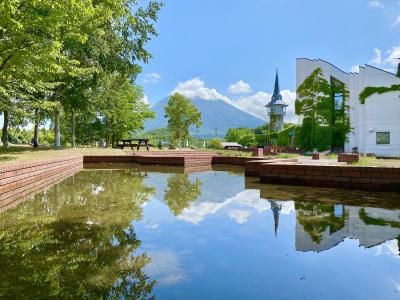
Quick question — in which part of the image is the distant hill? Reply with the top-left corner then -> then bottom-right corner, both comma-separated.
144,97 -> 265,138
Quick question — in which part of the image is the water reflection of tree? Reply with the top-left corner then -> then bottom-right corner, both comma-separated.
164,174 -> 202,216
359,208 -> 400,228
295,202 -> 347,244
0,169 -> 156,299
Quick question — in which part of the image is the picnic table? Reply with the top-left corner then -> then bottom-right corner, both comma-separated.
118,138 -> 151,151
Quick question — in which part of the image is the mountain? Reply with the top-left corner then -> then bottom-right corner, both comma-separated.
144,97 -> 265,138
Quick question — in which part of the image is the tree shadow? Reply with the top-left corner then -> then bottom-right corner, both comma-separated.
0,156 -> 14,162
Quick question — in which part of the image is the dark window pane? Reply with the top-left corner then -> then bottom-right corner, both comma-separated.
376,132 -> 390,145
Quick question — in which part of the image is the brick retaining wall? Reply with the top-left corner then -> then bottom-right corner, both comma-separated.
212,156 -> 266,166
0,157 -> 82,213
256,164 -> 400,192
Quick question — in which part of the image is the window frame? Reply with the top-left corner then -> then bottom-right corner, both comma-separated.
376,132 -> 390,145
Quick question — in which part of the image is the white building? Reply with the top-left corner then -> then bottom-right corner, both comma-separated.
296,58 -> 400,157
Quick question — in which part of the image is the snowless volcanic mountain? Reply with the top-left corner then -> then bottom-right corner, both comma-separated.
144,97 -> 265,138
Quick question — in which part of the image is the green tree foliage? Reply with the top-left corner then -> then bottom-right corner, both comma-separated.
164,93 -> 202,147
295,202 -> 347,244
88,73 -> 154,147
210,138 -> 223,149
164,173 -> 202,216
296,68 -> 350,151
0,0 -> 162,148
0,168 -> 156,298
143,128 -> 171,148
225,127 -> 256,147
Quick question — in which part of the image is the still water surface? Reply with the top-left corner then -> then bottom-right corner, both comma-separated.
1,164 -> 400,299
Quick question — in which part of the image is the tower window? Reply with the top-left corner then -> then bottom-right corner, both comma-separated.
376,132 -> 390,145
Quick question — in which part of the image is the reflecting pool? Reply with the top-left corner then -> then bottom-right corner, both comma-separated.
1,164 -> 400,299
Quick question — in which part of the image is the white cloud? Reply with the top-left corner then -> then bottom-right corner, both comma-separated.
141,94 -> 149,104
228,209 -> 251,224
144,250 -> 186,285
171,78 -> 231,103
369,48 -> 382,66
178,201 -> 227,224
144,72 -> 161,84
351,65 -> 360,73
171,77 -> 297,123
368,0 -> 384,8
233,90 -> 298,124
177,189 -> 294,225
227,80 -> 252,94
385,46 -> 400,66
145,222 -> 159,229
391,14 -> 400,27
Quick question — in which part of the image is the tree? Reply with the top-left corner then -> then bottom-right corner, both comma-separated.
164,173 -> 202,216
86,73 -> 154,148
164,93 -> 202,147
0,166 -> 157,299
210,138 -> 223,149
225,127 -> 256,147
0,0 -> 162,149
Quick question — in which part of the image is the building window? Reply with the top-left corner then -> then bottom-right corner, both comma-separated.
334,92 -> 343,110
376,132 -> 390,145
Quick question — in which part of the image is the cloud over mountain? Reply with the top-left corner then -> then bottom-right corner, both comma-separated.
171,78 -> 231,102
169,77 -> 297,124
227,80 -> 252,94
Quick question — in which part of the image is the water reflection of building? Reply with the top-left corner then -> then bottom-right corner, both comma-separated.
296,204 -> 400,252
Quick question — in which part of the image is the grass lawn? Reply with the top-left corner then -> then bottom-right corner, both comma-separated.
324,153 -> 400,167
0,145 -> 135,165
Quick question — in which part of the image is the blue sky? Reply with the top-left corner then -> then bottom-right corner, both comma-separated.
137,0 -> 400,121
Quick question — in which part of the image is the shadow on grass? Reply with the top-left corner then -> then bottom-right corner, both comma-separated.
0,145 -> 53,155
0,156 -> 15,162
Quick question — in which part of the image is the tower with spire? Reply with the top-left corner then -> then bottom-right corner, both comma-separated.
265,70 -> 288,132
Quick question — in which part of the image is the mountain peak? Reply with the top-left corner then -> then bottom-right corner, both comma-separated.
145,97 -> 264,138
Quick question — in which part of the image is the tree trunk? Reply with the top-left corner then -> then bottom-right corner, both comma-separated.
1,110 -> 9,149
54,109 -> 61,149
71,110 -> 76,148
33,108 -> 39,148
111,131 -> 115,148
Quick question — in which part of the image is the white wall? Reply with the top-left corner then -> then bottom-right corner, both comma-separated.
348,65 -> 400,157
296,59 -> 400,157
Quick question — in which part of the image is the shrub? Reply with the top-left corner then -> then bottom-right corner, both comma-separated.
210,138 -> 223,149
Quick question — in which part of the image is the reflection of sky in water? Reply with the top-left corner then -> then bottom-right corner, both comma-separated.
136,169 -> 400,300
1,166 -> 400,299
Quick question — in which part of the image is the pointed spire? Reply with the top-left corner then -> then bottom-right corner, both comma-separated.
269,200 -> 282,239
272,70 -> 283,101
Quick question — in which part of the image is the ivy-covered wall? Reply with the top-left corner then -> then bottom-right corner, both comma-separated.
295,69 -> 350,151
359,85 -> 400,104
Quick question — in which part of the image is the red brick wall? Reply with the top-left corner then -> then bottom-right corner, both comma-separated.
0,157 -> 83,213
338,153 -> 359,163
83,155 -> 135,163
256,164 -> 400,192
